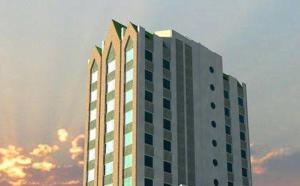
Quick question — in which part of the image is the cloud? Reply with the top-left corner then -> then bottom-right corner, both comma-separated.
30,144 -> 59,157
251,147 -> 290,175
32,161 -> 56,172
69,134 -> 84,161
57,129 -> 69,142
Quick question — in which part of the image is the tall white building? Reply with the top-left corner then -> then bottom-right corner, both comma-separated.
83,20 -> 252,186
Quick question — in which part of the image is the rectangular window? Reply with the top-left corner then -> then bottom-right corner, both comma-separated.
163,79 -> 170,90
125,90 -> 133,103
89,148 -> 95,161
124,177 -> 132,186
126,49 -> 134,62
163,140 -> 171,151
90,90 -> 97,102
241,150 -> 247,159
242,168 -> 248,177
145,133 -> 153,145
145,50 -> 153,61
91,71 -> 98,84
227,163 -> 233,172
106,119 -> 114,133
228,182 -> 233,186
240,132 -> 246,141
88,169 -> 94,182
145,178 -> 153,186
126,69 -> 133,83
145,111 -> 153,123
225,108 -> 230,117
105,140 -> 114,154
225,126 -> 231,135
89,128 -> 96,141
124,154 -> 132,169
238,97 -> 244,106
125,132 -> 132,146
145,90 -> 153,102
163,98 -> 171,109
125,110 -> 133,125
239,115 -> 245,124
105,162 -> 113,175
106,99 -> 114,113
145,70 -> 153,81
163,161 -> 172,173
90,109 -> 97,122
144,155 -> 153,167
163,119 -> 171,130
226,144 -> 232,153
107,60 -> 115,74
163,59 -> 170,70
107,80 -> 115,93
224,90 -> 229,99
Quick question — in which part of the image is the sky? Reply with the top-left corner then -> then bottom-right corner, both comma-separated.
0,0 -> 300,185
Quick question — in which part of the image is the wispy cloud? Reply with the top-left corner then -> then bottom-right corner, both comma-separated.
251,147 -> 290,175
30,144 -> 59,157
57,128 -> 69,142
0,130 -> 84,185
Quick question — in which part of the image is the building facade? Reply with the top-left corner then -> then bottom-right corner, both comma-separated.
83,20 -> 252,186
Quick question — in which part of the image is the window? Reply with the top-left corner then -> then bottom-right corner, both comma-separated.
124,154 -> 132,169
145,112 -> 153,123
224,90 -> 229,99
227,163 -> 233,172
242,168 -> 248,177
211,121 -> 216,128
239,115 -> 245,124
126,69 -> 133,83
164,184 -> 171,186
124,177 -> 132,186
164,140 -> 171,151
89,128 -> 96,141
214,179 -> 219,186
107,60 -> 116,74
89,149 -> 95,161
145,133 -> 153,145
90,90 -> 97,102
104,162 -> 113,175
240,132 -> 246,141
107,79 -> 115,93
163,161 -> 172,173
126,49 -> 134,62
212,140 -> 217,147
145,50 -> 153,61
106,99 -> 114,113
228,182 -> 233,186
213,159 -> 218,166
88,169 -> 94,182
225,108 -> 230,117
145,178 -> 153,186
91,71 -> 98,84
105,140 -> 114,154
209,66 -> 214,73
106,119 -> 114,133
211,102 -> 216,109
210,84 -> 215,91
90,109 -> 96,122
225,126 -> 231,135
145,91 -> 153,102
125,110 -> 133,125
124,132 -> 132,146
226,144 -> 232,153
241,150 -> 247,159
163,79 -> 170,90
163,99 -> 171,109
144,155 -> 153,167
163,119 -> 171,130
125,90 -> 133,103
145,70 -> 153,81
163,59 -> 170,70
238,97 -> 244,106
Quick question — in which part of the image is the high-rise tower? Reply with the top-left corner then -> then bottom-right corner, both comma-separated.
83,20 -> 252,186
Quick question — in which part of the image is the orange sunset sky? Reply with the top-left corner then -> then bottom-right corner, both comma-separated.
1,0 -> 300,185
